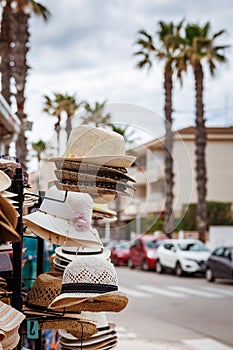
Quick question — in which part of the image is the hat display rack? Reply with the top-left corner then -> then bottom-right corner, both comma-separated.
0,126 -> 136,350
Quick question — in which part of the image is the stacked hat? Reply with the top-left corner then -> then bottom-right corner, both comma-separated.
23,272 -> 98,339
57,312 -> 117,349
0,194 -> 20,243
50,126 -> 136,203
48,255 -> 128,313
24,186 -> 102,247
53,245 -> 111,272
0,301 -> 25,350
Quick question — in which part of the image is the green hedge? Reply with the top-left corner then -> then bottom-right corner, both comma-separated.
176,201 -> 233,231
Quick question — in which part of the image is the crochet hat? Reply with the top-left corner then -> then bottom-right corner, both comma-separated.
24,186 -> 102,247
55,246 -> 111,262
49,255 -> 128,313
50,125 -> 136,168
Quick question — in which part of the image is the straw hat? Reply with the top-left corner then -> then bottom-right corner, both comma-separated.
24,272 -> 98,338
50,125 -> 136,168
48,255 -> 128,313
53,160 -> 135,182
23,186 -> 102,247
0,171 -> 11,192
53,181 -> 118,204
0,301 -> 25,349
0,195 -> 20,243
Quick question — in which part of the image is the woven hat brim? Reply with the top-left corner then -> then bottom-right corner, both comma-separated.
53,181 -> 134,201
53,160 -> 135,182
22,317 -> 97,339
0,195 -> 18,228
0,302 -> 25,331
0,171 -> 11,192
54,170 -> 135,189
58,338 -> 118,350
25,220 -> 101,247
0,220 -> 21,242
55,247 -> 111,263
49,291 -> 128,313
58,323 -> 116,341
50,155 -> 136,168
23,212 -> 102,247
60,333 -> 118,347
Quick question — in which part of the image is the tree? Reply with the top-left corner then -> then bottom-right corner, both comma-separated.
0,0 -> 50,169
183,22 -> 229,241
55,93 -> 82,140
134,20 -> 184,237
31,139 -> 46,191
81,101 -> 111,127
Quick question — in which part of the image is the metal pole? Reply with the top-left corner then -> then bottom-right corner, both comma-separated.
36,191 -> 45,276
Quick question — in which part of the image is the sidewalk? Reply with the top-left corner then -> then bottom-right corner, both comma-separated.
116,338 -> 193,349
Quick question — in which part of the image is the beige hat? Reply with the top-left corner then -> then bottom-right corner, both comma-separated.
0,195 -> 20,243
24,186 -> 102,247
50,125 -> 136,168
0,301 -> 25,350
49,255 -> 128,313
0,171 -> 11,192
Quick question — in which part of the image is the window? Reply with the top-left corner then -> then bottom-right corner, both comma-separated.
164,243 -> 174,250
212,248 -> 225,257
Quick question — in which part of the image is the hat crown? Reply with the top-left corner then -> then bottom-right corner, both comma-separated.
64,125 -> 126,158
40,185 -> 93,222
62,256 -> 118,286
28,273 -> 62,307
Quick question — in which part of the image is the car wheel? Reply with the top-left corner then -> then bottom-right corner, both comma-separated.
141,259 -> 148,271
112,257 -> 118,266
175,262 -> 183,277
206,267 -> 215,282
128,258 -> 135,269
156,260 -> 163,274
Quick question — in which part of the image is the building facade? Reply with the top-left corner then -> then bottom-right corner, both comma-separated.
125,126 -> 233,220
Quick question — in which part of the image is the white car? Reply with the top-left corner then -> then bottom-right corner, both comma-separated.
156,239 -> 210,276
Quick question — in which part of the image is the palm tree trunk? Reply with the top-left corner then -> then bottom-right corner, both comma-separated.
194,61 -> 207,242
66,114 -> 72,140
163,68 -> 174,238
0,1 -> 13,106
11,6 -> 30,169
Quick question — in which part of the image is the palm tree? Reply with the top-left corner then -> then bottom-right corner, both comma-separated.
0,0 -> 13,107
2,0 -> 51,169
183,22 -> 229,241
81,101 -> 111,127
31,139 -> 46,191
43,94 -> 63,156
134,20 -> 184,237
55,93 -> 82,140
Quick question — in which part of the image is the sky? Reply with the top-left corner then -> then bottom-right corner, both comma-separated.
24,0 -> 233,149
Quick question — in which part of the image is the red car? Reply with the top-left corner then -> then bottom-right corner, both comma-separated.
128,235 -> 166,271
110,241 -> 132,266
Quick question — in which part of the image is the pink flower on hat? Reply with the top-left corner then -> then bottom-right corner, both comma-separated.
71,211 -> 90,231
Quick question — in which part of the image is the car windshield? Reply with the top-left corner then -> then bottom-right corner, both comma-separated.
146,240 -> 161,249
178,242 -> 209,252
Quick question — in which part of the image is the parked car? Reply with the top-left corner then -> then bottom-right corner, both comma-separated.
206,246 -> 233,282
156,239 -> 210,276
110,241 -> 132,266
128,235 -> 166,271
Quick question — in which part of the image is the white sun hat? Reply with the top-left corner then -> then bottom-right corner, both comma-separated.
55,246 -> 111,262
0,171 -> 11,192
48,255 -> 128,313
50,125 -> 136,168
24,186 -> 102,247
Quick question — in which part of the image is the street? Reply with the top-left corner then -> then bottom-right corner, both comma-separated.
109,267 -> 233,349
